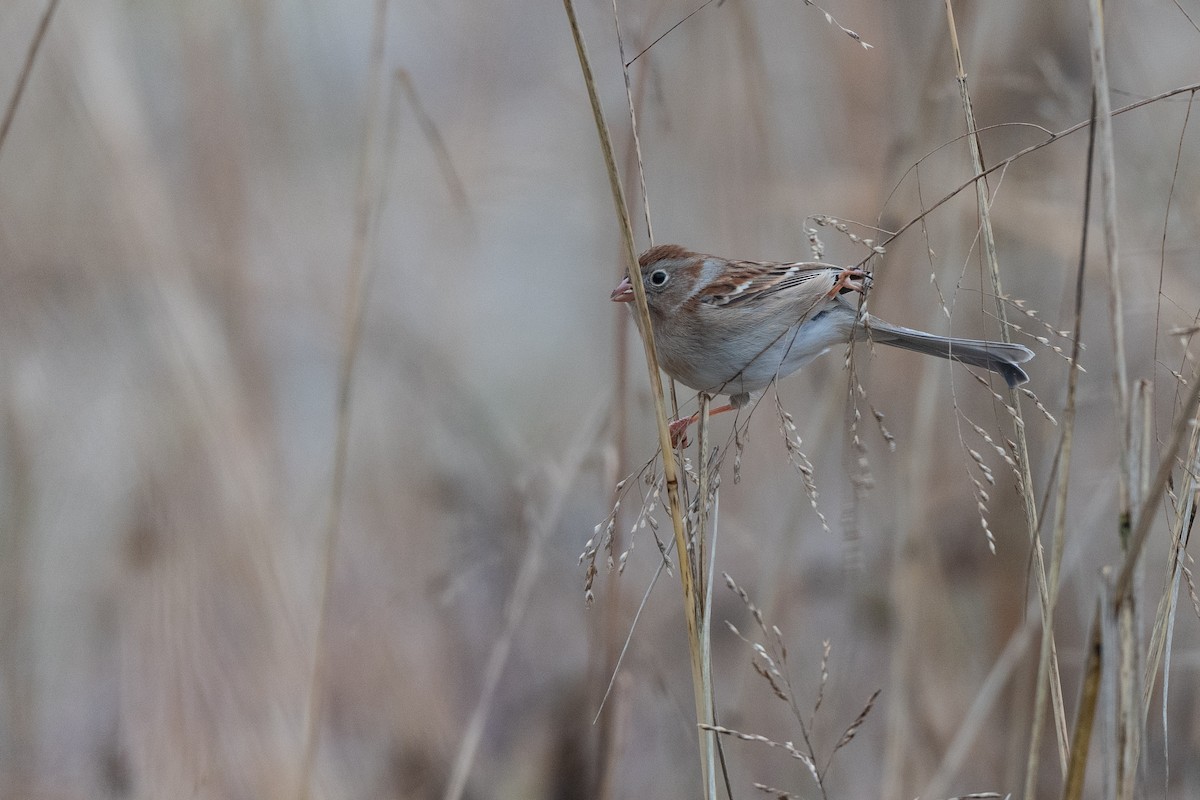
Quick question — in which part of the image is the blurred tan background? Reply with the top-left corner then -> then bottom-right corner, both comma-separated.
1,0 -> 1198,798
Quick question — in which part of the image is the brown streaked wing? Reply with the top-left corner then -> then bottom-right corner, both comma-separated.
701,260 -> 839,307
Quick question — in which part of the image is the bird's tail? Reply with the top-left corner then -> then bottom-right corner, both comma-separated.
859,317 -> 1035,388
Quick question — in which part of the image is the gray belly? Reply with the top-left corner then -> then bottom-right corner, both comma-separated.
660,310 -> 849,398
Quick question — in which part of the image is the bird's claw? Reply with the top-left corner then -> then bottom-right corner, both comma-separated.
669,417 -> 694,448
829,267 -> 869,297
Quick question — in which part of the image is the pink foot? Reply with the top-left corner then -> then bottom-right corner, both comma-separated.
669,416 -> 695,448
666,403 -> 736,448
829,267 -> 868,297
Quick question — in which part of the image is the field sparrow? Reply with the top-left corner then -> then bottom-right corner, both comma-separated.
612,245 -> 1034,438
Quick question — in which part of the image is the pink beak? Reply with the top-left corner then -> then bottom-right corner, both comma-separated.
610,276 -> 634,302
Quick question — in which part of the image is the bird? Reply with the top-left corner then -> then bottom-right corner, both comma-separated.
611,244 -> 1034,442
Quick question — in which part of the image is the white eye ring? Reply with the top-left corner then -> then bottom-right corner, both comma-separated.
649,269 -> 669,287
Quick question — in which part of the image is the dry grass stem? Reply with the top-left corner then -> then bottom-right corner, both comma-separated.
1063,601 -> 1105,800
1086,0 -> 1131,474
723,574 -> 879,798
1060,361 -> 1200,799
942,4 -> 1068,788
560,0 -> 689,601
753,783 -> 802,799
561,1 -> 716,794
13,4 -> 1200,798
1114,367 -> 1200,598
297,2 -> 391,795
625,0 -> 719,68
443,401 -> 609,800
798,0 -> 873,49
1040,53 -> 1099,800
593,538 -> 672,725
393,69 -> 470,214
0,0 -> 61,159
611,0 -> 654,245
873,83 -> 1200,263
776,395 -> 830,534
1142,422 -> 1200,770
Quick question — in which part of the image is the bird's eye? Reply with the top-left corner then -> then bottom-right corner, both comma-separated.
649,269 -> 669,287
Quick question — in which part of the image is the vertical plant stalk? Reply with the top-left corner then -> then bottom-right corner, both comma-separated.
1063,367 -> 1200,799
1110,370 -> 1200,790
695,396 -> 719,799
1043,84 -> 1099,799
942,3 -> 1068,790
1141,414 -> 1200,721
1086,2 -> 1135,793
1062,600 -> 1105,800
1087,0 -> 1132,526
594,7 -> 655,793
1115,384 -> 1153,799
561,2 -> 717,796
1113,368 -> 1200,601
610,0 -> 654,245
595,17 -> 658,794
697,395 -> 712,605
296,1 -> 391,797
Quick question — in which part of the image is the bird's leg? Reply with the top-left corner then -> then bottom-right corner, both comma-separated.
828,267 -> 868,297
669,403 -> 736,448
